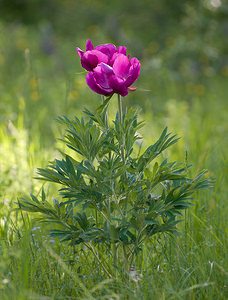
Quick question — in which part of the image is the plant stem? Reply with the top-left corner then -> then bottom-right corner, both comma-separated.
117,94 -> 123,124
123,243 -> 129,279
118,94 -> 125,165
129,251 -> 135,269
118,94 -> 129,216
84,242 -> 112,278
102,95 -> 109,130
113,243 -> 117,278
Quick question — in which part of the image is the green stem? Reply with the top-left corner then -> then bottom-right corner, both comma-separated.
102,95 -> 109,130
113,243 -> 118,278
112,188 -> 125,218
84,242 -> 112,278
103,95 -> 111,166
117,94 -> 123,124
123,244 -> 129,279
99,209 -> 113,225
118,94 -> 129,216
118,94 -> 125,165
129,251 -> 135,269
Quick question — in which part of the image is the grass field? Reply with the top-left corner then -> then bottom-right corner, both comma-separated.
0,21 -> 228,299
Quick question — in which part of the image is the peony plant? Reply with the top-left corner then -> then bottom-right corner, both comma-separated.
18,40 -> 210,279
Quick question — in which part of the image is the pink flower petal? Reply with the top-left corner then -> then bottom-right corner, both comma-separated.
86,72 -> 112,96
81,53 -> 98,71
76,47 -> 84,59
93,64 -> 113,90
130,57 -> 140,65
125,59 -> 140,87
112,54 -> 131,79
86,39 -> 94,51
91,50 -> 109,64
81,50 -> 109,71
117,46 -> 127,56
109,75 -> 128,97
95,44 -> 116,58
100,62 -> 113,73
109,52 -> 118,66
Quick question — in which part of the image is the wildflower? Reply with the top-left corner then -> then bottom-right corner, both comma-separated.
76,40 -> 140,96
31,227 -> 40,231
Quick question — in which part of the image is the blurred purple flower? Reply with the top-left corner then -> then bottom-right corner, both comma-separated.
76,40 -> 140,97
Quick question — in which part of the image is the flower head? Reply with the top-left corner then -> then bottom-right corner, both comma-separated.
76,40 -> 140,97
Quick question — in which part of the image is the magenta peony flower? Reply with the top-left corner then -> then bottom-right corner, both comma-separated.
76,40 -> 140,97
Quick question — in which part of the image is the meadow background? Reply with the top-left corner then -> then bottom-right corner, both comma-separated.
0,0 -> 227,299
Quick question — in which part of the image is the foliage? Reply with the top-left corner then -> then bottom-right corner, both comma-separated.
0,80 -> 227,298
17,95 -> 211,278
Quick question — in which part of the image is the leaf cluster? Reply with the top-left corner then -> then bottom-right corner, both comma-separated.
17,99 -> 211,268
